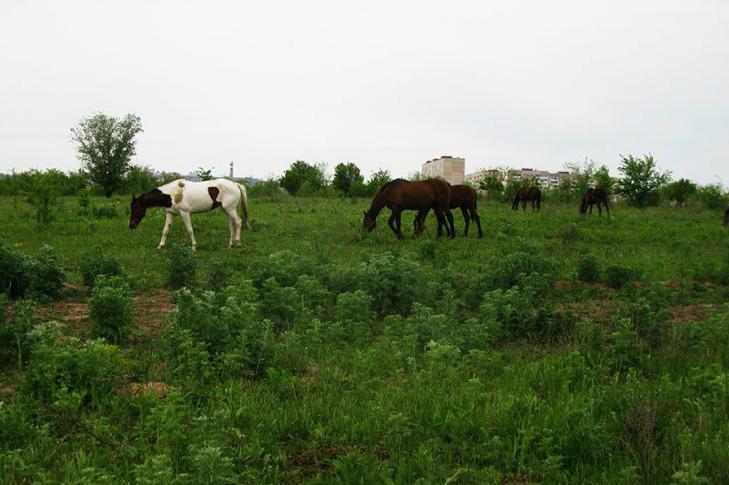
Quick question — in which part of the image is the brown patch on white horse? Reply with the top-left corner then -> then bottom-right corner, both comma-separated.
173,181 -> 185,204
208,187 -> 222,209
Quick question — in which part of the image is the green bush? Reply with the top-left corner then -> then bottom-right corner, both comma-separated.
0,242 -> 65,300
80,252 -> 122,286
205,260 -> 230,292
356,252 -> 432,316
24,322 -> 125,408
0,298 -> 35,368
89,276 -> 133,344
91,204 -> 118,219
690,184 -> 726,210
167,243 -> 197,289
577,253 -> 600,282
605,264 -> 638,289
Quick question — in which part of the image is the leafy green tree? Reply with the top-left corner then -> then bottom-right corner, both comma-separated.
594,165 -> 613,193
332,162 -> 364,195
194,166 -> 214,181
71,113 -> 143,197
617,154 -> 670,208
476,169 -> 506,200
366,169 -> 392,195
663,178 -> 697,207
123,165 -> 158,195
279,160 -> 327,195
693,184 -> 727,210
19,170 -> 64,223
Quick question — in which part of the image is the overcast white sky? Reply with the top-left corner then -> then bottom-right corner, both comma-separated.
1,0 -> 727,183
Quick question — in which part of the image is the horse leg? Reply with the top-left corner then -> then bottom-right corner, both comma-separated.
598,204 -> 602,217
180,211 -> 197,250
471,208 -> 483,238
387,211 -> 398,237
394,209 -> 404,240
434,208 -> 445,238
157,212 -> 175,249
460,206 -> 470,237
225,207 -> 243,247
414,208 -> 428,237
445,209 -> 456,239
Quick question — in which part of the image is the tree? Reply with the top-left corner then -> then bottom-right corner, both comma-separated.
123,165 -> 159,195
194,167 -> 214,181
366,169 -> 392,195
617,154 -> 670,208
593,165 -> 613,193
71,113 -> 143,197
332,162 -> 364,195
475,168 -> 506,200
663,178 -> 697,207
279,160 -> 327,195
19,170 -> 64,223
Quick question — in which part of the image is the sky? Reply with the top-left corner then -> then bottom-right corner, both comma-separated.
1,0 -> 728,184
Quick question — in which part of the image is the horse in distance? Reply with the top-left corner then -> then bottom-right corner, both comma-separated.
414,184 -> 483,238
512,186 -> 541,211
362,179 -> 455,239
129,178 -> 251,249
580,188 -> 610,217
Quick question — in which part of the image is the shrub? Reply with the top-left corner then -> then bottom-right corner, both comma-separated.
577,253 -> 600,283
206,260 -> 230,292
247,178 -> 283,198
605,265 -> 638,289
167,243 -> 197,289
691,184 -> 727,210
24,322 -> 125,408
356,252 -> 431,316
80,252 -> 122,286
253,250 -> 316,287
0,242 -> 65,300
91,204 -> 118,219
336,290 -> 375,338
482,250 -> 557,292
89,276 -> 134,344
0,298 -> 36,369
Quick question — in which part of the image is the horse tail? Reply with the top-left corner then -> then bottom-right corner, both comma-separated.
237,183 -> 252,231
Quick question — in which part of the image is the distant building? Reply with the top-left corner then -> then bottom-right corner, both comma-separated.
421,155 -> 465,185
508,168 -> 572,188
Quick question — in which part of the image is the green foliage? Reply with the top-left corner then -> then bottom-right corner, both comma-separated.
332,162 -> 364,195
577,253 -> 600,282
80,253 -> 122,286
366,169 -> 392,195
20,170 -> 65,223
166,243 -> 197,289
122,164 -> 158,195
617,154 -> 671,208
193,166 -> 214,181
356,252 -> 432,316
663,178 -> 697,207
71,112 -> 143,197
89,276 -> 133,344
691,184 -> 727,210
279,160 -> 328,195
0,298 -> 36,369
605,264 -> 638,289
246,178 -> 282,198
0,241 -> 65,300
24,322 -> 125,407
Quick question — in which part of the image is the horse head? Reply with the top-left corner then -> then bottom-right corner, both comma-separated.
129,195 -> 147,229
362,210 -> 376,232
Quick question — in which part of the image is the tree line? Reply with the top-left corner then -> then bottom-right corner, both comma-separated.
1,112 -> 726,211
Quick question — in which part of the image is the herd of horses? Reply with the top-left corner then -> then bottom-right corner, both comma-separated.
362,179 -> 611,239
128,177 -> 728,247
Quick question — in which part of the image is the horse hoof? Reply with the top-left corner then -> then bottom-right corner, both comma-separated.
157,245 -> 165,250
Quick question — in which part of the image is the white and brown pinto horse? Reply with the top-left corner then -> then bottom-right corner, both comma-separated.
129,179 -> 250,249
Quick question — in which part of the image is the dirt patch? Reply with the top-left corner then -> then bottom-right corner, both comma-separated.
563,299 -> 618,324
291,446 -> 356,470
36,290 -> 175,338
667,304 -> 721,324
127,381 -> 171,399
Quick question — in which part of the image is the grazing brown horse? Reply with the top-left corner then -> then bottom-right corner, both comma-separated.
580,188 -> 610,217
413,184 -> 483,238
512,186 -> 541,211
362,179 -> 455,239
724,208 -> 729,226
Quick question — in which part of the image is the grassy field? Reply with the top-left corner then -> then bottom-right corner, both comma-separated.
2,194 -> 729,483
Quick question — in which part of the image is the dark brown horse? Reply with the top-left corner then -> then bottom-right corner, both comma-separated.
512,186 -> 541,211
580,188 -> 610,217
362,179 -> 455,239
413,184 -> 483,238
724,208 -> 729,226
